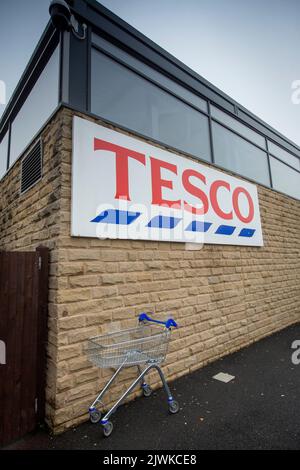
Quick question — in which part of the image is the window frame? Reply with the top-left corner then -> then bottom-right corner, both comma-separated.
269,155 -> 300,199
90,43 -> 212,164
89,33 -> 300,200
267,140 -> 300,171
8,45 -> 60,168
211,120 -> 271,187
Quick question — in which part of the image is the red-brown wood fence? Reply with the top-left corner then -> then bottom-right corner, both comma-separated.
0,247 -> 49,447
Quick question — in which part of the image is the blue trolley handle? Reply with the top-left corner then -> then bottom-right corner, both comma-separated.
138,312 -> 178,329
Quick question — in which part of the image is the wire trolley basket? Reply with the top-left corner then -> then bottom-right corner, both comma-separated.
87,323 -> 171,368
87,313 -> 179,437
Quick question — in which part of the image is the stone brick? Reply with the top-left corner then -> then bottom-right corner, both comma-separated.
111,307 -> 135,321
67,383 -> 97,402
57,299 -> 102,317
57,375 -> 74,392
119,261 -> 145,272
57,344 -> 82,361
59,316 -> 86,330
57,288 -> 91,304
100,250 -> 128,262
92,285 -> 118,299
102,296 -> 124,310
101,273 -> 124,284
118,283 -> 141,295
85,311 -> 112,326
68,249 -> 100,261
58,263 -> 85,276
123,293 -> 150,307
69,275 -> 99,288
67,326 -> 98,344
68,357 -> 91,372
74,368 -> 99,385
85,261 -> 106,273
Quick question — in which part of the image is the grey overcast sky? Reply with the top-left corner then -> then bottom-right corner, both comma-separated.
0,0 -> 299,146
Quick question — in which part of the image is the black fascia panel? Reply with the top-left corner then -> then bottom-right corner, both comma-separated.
68,29 -> 89,111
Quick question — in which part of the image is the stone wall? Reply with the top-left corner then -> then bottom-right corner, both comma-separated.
1,106 -> 299,433
52,108 -> 300,432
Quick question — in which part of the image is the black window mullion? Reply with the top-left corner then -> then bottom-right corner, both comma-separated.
6,122 -> 11,170
86,25 -> 92,113
265,138 -> 273,188
208,101 -> 215,164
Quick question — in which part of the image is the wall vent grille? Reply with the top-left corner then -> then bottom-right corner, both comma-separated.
20,140 -> 42,194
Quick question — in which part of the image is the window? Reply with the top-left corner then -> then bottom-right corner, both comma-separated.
212,122 -> 270,186
9,46 -> 59,167
91,49 -> 211,161
0,131 -> 8,179
270,157 -> 300,200
211,106 -> 265,148
92,34 -> 208,113
268,141 -> 300,170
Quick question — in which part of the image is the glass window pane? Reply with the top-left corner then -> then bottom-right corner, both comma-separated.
0,131 -> 8,179
92,35 -> 207,113
211,105 -> 265,148
91,49 -> 211,161
268,141 -> 300,170
270,157 -> 300,199
10,46 -> 59,166
212,122 -> 270,186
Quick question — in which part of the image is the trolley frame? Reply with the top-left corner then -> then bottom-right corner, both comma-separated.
87,313 -> 179,437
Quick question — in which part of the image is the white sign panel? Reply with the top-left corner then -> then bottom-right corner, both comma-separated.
72,117 -> 263,246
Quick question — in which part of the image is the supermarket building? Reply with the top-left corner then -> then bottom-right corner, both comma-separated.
0,0 -> 299,436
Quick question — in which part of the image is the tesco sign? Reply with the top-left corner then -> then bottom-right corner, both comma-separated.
72,117 -> 263,246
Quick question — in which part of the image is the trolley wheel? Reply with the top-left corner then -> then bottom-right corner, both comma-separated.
103,421 -> 114,437
142,384 -> 152,397
169,400 -> 179,414
89,409 -> 102,424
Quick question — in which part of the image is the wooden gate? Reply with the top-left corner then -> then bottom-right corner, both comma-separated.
0,247 -> 49,447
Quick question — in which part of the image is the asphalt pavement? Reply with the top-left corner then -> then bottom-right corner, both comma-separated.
4,322 -> 300,450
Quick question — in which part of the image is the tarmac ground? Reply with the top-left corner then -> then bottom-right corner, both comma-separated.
3,322 -> 300,450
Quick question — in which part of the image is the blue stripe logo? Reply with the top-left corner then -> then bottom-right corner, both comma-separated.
91,209 -> 256,238
185,221 -> 212,232
91,209 -> 141,225
215,225 -> 236,235
239,228 -> 255,237
147,215 -> 181,229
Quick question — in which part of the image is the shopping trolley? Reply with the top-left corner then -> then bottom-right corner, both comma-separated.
87,313 -> 179,437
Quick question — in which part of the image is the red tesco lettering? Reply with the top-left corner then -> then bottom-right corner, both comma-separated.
94,137 -> 254,223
